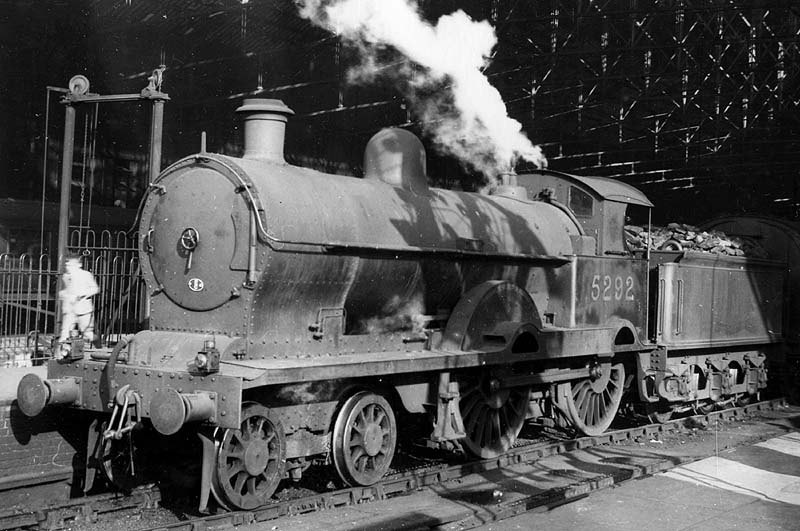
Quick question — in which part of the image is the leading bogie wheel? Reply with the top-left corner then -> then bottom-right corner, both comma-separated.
211,403 -> 286,510
332,391 -> 397,487
557,362 -> 625,436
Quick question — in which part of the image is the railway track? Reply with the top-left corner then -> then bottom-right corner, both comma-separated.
0,397 -> 787,531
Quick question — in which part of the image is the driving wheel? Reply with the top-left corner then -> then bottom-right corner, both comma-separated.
459,378 -> 530,459
557,363 -> 624,436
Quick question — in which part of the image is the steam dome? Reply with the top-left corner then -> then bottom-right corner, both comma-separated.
363,128 -> 428,194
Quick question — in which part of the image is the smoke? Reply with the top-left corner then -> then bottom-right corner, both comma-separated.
296,0 -> 546,183
360,293 -> 426,336
276,381 -> 337,403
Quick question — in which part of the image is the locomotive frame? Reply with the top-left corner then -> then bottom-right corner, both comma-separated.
17,98 -> 780,511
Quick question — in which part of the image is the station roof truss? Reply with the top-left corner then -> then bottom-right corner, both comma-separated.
4,0 -> 800,221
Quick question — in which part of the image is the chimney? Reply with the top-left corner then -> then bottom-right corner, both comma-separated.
235,99 -> 294,162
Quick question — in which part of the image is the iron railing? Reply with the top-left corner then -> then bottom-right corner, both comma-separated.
0,229 -> 145,366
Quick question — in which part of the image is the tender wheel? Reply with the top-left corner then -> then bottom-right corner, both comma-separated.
332,392 -> 397,487
211,403 -> 286,510
557,363 -> 624,436
459,378 -> 530,459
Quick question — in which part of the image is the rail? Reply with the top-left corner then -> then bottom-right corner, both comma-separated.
0,397 -> 787,531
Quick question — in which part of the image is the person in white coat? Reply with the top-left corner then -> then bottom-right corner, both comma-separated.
58,256 -> 99,347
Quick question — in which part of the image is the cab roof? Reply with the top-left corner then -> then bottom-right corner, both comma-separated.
523,170 -> 653,207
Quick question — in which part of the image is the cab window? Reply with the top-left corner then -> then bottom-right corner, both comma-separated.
569,186 -> 593,217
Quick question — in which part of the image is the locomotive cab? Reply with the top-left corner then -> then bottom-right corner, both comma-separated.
513,171 -> 653,343
517,170 -> 653,256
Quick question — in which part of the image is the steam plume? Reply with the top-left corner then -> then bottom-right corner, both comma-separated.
360,293 -> 426,336
296,0 -> 546,182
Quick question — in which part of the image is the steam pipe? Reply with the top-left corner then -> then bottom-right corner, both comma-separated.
247,209 -> 257,286
105,335 -> 134,406
89,348 -> 128,362
548,199 -> 586,236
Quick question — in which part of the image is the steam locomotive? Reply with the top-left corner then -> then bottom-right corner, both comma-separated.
17,99 -> 781,511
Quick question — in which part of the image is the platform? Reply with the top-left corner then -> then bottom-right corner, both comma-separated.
0,365 -> 46,402
497,431 -> 800,531
238,406 -> 800,531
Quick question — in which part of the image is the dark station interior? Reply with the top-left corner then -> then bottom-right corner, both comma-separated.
2,2 -> 800,526
1,0 -> 799,255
